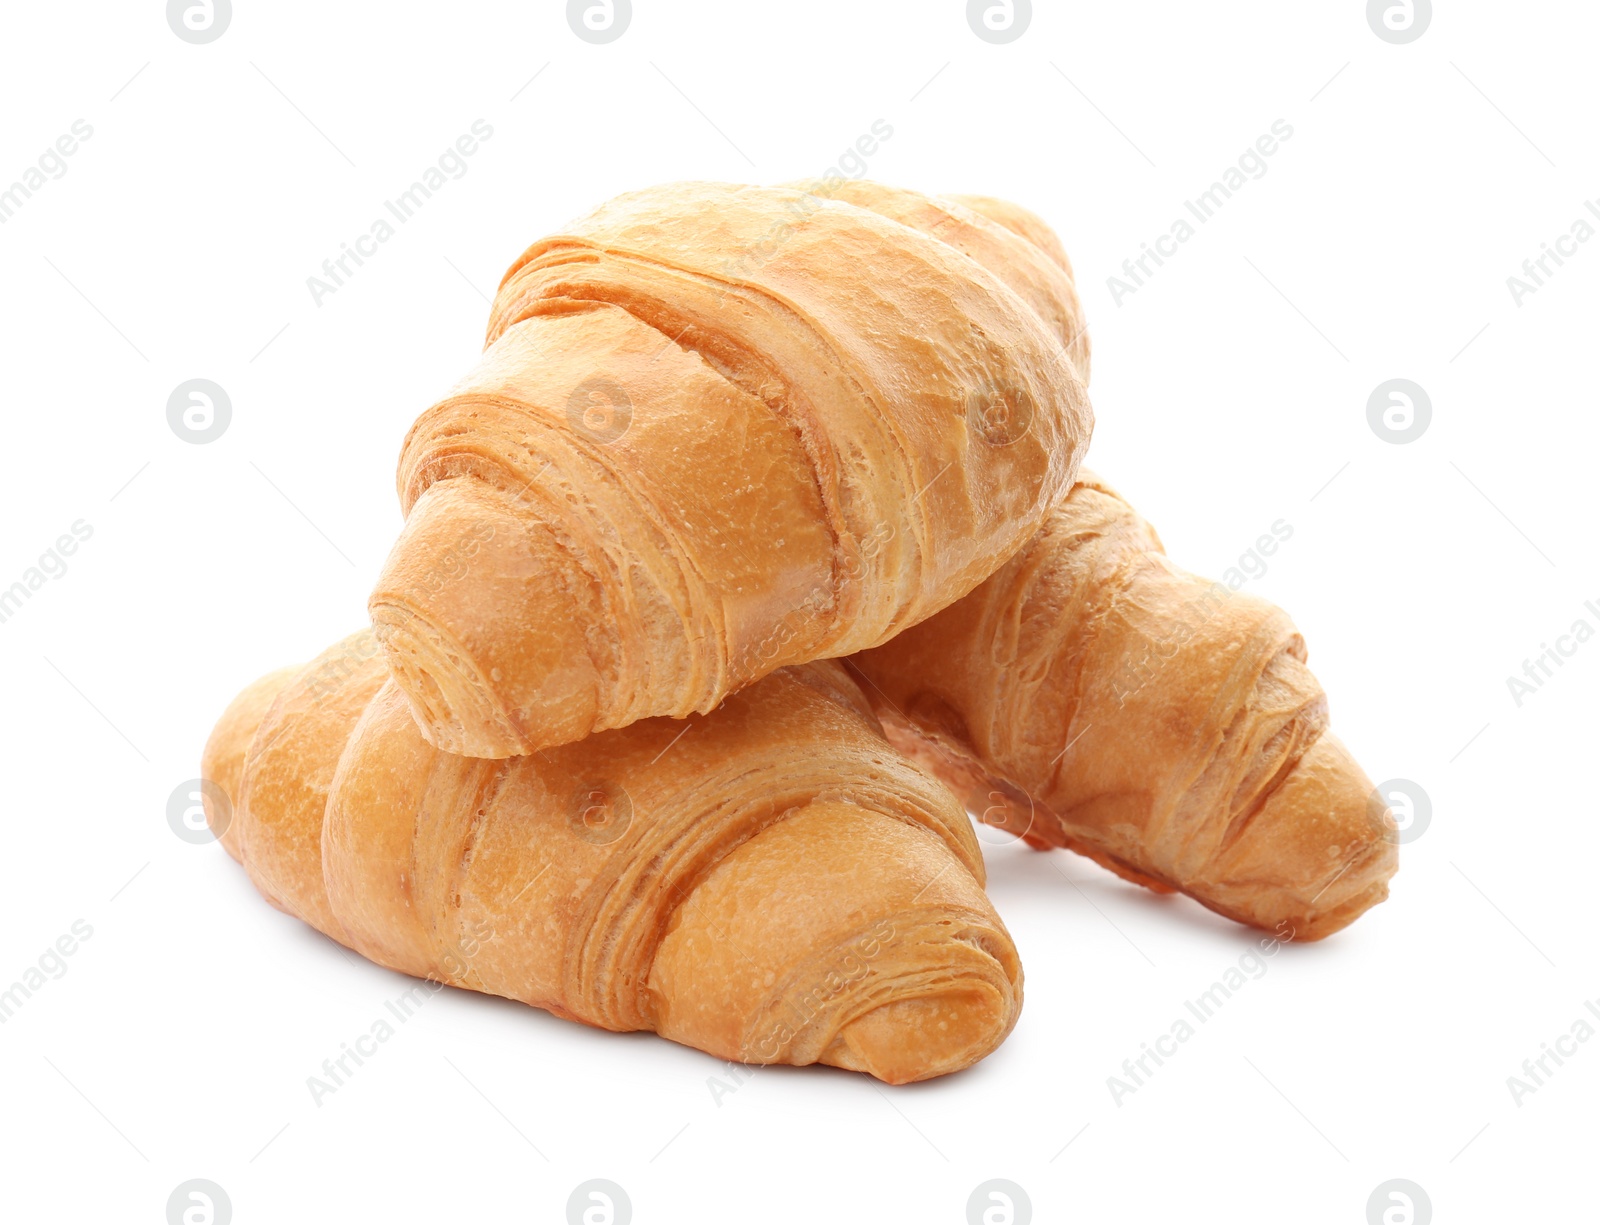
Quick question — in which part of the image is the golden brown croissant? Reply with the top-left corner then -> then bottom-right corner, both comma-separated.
370,181 -> 1092,757
943,193 -> 1079,280
203,631 -> 1022,1084
808,182 -> 1090,381
851,474 -> 1399,941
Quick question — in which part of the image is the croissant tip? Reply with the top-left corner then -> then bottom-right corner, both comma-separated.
371,477 -> 615,757
1282,862 -> 1397,943
369,605 -> 531,759
829,984 -> 1020,1084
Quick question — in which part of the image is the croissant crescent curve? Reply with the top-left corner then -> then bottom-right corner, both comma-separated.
370,181 -> 1093,757
203,631 -> 1023,1084
852,475 -> 1400,941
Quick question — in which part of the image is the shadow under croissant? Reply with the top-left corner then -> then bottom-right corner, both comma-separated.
976,840 -> 1365,962
203,631 -> 1023,1086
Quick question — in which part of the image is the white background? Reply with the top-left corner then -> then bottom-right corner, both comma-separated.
1,2 -> 1595,1222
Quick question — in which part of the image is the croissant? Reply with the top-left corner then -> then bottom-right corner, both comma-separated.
851,474 -> 1399,941
810,182 -> 1091,381
369,181 -> 1092,757
202,631 -> 1022,1084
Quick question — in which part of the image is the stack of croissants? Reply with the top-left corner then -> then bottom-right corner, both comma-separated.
203,182 -> 1399,1085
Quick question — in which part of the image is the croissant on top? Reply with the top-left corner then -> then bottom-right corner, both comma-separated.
370,181 -> 1093,757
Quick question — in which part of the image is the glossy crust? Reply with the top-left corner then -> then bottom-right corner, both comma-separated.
202,631 -> 1022,1084
852,475 -> 1399,941
371,181 -> 1092,757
